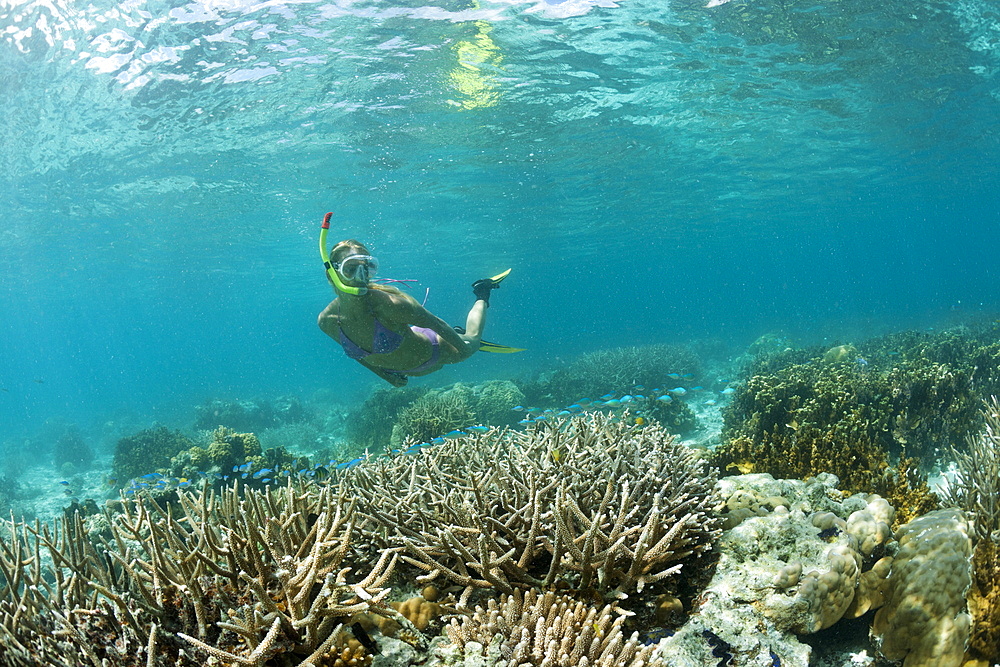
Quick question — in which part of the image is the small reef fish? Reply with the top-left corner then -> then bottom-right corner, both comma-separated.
335,458 -> 364,470
667,373 -> 681,380
670,387 -> 687,396
720,387 -> 736,396
465,425 -> 490,433
58,480 -> 70,486
443,430 -> 466,439
656,395 -> 673,403
599,392 -> 616,400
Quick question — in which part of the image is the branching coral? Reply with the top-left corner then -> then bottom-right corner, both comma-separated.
343,413 -> 720,608
443,588 -> 656,667
715,358 -> 942,521
0,481 -> 403,666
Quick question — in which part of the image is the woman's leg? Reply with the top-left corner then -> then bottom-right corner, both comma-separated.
464,299 -> 487,343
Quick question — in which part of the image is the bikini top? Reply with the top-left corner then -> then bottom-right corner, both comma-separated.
338,318 -> 404,360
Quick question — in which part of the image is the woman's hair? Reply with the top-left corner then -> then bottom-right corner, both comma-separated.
331,239 -> 370,263
330,239 -> 401,295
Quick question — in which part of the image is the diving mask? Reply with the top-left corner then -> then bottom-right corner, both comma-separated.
334,254 -> 378,284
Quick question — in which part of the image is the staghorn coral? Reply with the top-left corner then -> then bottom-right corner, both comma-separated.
441,588 -> 656,667
344,413 -> 720,608
0,480 -> 405,667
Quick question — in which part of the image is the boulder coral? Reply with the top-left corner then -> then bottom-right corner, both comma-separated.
110,425 -> 194,486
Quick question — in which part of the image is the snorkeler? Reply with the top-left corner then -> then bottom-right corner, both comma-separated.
317,213 -> 512,387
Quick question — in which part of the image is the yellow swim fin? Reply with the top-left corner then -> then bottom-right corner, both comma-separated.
489,268 -> 512,284
479,339 -> 526,354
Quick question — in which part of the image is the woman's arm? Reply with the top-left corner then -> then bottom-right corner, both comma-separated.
358,358 -> 408,386
391,292 -> 471,354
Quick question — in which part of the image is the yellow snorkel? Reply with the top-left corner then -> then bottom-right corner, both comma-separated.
319,212 -> 367,295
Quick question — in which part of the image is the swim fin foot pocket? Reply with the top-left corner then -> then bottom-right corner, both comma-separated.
472,268 -> 511,305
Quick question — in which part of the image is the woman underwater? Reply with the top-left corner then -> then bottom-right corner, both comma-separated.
317,214 -> 509,387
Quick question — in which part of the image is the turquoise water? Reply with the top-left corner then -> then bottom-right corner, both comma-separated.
2,0 -> 999,440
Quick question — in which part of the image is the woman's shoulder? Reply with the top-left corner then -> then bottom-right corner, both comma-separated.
370,288 -> 420,323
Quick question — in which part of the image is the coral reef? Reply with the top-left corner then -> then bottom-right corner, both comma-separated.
52,425 -> 93,473
344,413 -> 721,608
389,385 -> 476,447
345,386 -> 428,451
661,473 -> 915,666
193,395 -> 308,432
202,425 -> 262,473
110,425 -> 194,486
0,480 -> 405,667
872,508 -> 973,667
714,356 -> 944,521
941,395 -> 1000,664
439,589 -> 656,666
519,343 -> 702,408
470,380 -> 525,427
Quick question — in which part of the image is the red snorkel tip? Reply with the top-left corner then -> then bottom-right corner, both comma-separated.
321,212 -> 332,229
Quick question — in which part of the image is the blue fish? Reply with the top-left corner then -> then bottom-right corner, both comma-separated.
599,392 -> 616,400
466,425 -> 490,433
670,387 -> 687,396
518,418 -> 534,425
604,399 -> 622,407
667,373 -> 680,380
253,469 -> 273,479
720,387 -> 736,396
513,405 -> 525,411
656,395 -> 673,403
444,430 -> 466,439
58,480 -> 70,485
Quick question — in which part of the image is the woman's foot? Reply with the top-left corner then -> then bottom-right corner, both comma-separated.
472,268 -> 511,306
